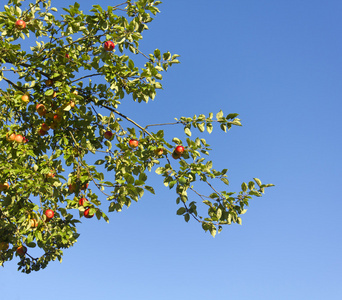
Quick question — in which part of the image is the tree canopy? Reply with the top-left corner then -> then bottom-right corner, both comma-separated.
0,0 -> 273,273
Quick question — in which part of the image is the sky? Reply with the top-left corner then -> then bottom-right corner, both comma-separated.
1,0 -> 342,299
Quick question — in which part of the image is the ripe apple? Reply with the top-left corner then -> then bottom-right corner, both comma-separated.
16,245 -> 27,256
129,139 -> 139,148
104,41 -> 115,51
23,137 -> 28,143
46,171 -> 55,178
68,100 -> 75,108
154,148 -> 164,156
21,94 -> 29,103
41,123 -> 50,131
65,53 -> 70,59
84,208 -> 94,218
53,114 -> 62,123
14,134 -> 24,143
44,209 -> 54,220
81,182 -> 89,190
68,183 -> 76,193
38,129 -> 47,136
15,20 -> 26,30
6,133 -> 16,142
0,182 -> 9,192
0,242 -> 9,251
36,104 -> 47,116
174,145 -> 185,155
45,79 -> 53,87
30,219 -> 38,228
172,151 -> 181,159
79,197 -> 88,206
104,131 -> 113,140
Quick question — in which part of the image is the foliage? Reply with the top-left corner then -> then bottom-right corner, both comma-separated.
0,0 -> 273,273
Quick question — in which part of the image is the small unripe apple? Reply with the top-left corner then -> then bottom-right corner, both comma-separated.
79,197 -> 88,206
0,242 -> 9,251
154,148 -> 164,156
104,131 -> 113,140
14,134 -> 24,143
16,245 -> 27,256
84,208 -> 94,218
44,209 -> 54,220
174,145 -> 185,155
129,139 -> 139,148
21,94 -> 29,103
30,219 -> 38,228
104,41 -> 115,51
45,79 -> 53,87
15,20 -> 26,30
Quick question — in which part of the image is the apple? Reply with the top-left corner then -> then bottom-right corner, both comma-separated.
53,114 -> 62,123
41,123 -> 50,131
46,171 -> 55,178
38,129 -> 48,136
68,183 -> 76,193
65,53 -> 70,59
44,209 -> 54,220
14,134 -> 24,143
45,79 -> 53,87
72,90 -> 78,96
36,104 -> 47,116
6,133 -> 16,142
68,100 -> 75,108
21,94 -> 29,103
0,182 -> 9,192
30,219 -> 38,228
23,137 -> 28,143
104,41 -> 115,51
0,242 -> 9,251
15,20 -> 26,30
16,245 -> 27,256
174,145 -> 185,155
104,131 -> 113,140
79,197 -> 88,206
81,182 -> 89,190
154,148 -> 164,156
172,151 -> 181,159
129,139 -> 139,148
84,208 -> 94,218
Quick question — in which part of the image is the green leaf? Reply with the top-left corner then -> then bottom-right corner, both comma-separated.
241,182 -> 248,192
184,127 -> 191,136
176,207 -> 186,215
145,186 -> 155,194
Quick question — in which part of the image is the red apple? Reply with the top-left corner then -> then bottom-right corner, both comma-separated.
46,171 -> 55,178
30,219 -> 38,228
16,245 -> 27,256
15,20 -> 26,30
23,137 -> 28,143
104,41 -> 115,51
172,151 -> 181,159
65,53 -> 70,59
129,139 -> 139,148
14,134 -> 24,143
45,209 -> 54,220
53,114 -> 62,123
21,94 -> 29,103
38,129 -> 48,136
36,104 -> 47,116
79,197 -> 88,206
154,148 -> 164,156
68,184 -> 76,193
6,133 -> 16,142
84,208 -> 94,218
174,145 -> 185,155
41,123 -> 50,131
104,131 -> 113,140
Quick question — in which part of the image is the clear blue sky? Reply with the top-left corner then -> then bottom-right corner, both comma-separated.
1,1 -> 342,299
